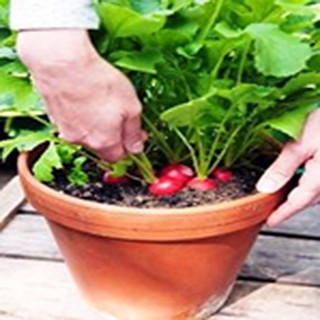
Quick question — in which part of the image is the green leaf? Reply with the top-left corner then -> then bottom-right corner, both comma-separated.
56,143 -> 80,164
98,2 -> 166,38
129,0 -> 161,14
220,84 -> 280,105
281,72 -> 320,95
307,53 -> 320,72
0,71 -> 42,112
32,143 -> 63,182
0,130 -> 52,161
67,156 -> 89,186
109,157 -> 133,176
160,89 -> 223,127
246,23 -> 312,77
266,104 -> 317,139
215,21 -> 244,39
111,48 -> 163,73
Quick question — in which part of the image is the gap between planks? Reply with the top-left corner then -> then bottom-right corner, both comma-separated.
0,176 -> 26,230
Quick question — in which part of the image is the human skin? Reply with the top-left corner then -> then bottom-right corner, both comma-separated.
17,29 -> 146,162
257,108 -> 320,226
17,30 -> 320,226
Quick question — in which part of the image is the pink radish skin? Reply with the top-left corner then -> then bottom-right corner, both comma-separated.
187,178 -> 217,191
149,176 -> 184,196
161,164 -> 194,183
103,172 -> 130,184
211,167 -> 233,182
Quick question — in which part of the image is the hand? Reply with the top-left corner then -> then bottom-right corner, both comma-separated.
256,109 -> 320,226
17,30 -> 145,162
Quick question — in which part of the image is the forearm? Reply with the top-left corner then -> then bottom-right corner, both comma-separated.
10,0 -> 99,30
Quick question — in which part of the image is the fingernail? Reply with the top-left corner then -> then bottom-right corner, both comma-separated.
256,178 -> 279,193
128,141 -> 144,154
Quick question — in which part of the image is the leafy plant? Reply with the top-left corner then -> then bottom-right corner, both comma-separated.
0,0 -> 44,119
1,0 -> 320,194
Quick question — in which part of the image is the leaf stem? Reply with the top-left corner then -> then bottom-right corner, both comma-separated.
237,40 -> 251,84
197,0 -> 225,43
143,115 -> 176,160
129,153 -> 157,183
174,128 -> 200,176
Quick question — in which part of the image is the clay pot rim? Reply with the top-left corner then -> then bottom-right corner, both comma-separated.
18,150 -> 287,240
18,151 -> 278,216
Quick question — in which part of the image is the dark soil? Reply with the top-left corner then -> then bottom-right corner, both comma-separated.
48,162 -> 262,209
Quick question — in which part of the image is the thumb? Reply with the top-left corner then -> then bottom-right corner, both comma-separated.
256,142 -> 308,193
123,115 -> 146,154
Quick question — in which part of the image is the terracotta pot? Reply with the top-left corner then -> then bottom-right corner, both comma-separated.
18,151 -> 288,320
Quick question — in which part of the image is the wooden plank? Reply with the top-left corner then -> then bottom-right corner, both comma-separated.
212,282 -> 320,320
1,215 -> 320,286
19,202 -> 36,213
0,257 -> 319,320
263,205 -> 320,238
0,215 -> 61,261
0,176 -> 26,230
242,234 -> 320,286
0,162 -> 15,189
0,257 -> 114,320
278,267 -> 320,286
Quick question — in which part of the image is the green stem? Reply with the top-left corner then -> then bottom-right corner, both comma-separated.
53,137 -> 111,170
129,153 -> 157,183
237,40 -> 251,84
4,117 -> 13,134
208,110 -> 261,172
197,0 -> 225,43
208,124 -> 244,173
195,129 -> 207,177
143,115 -> 176,160
23,112 -> 53,128
168,55 -> 193,100
211,53 -> 226,79
203,102 -> 238,173
174,128 -> 200,176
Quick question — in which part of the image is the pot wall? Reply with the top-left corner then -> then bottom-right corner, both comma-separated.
18,151 -> 288,320
49,220 -> 261,320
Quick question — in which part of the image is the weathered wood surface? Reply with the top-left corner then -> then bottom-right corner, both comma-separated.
1,214 -> 320,286
0,176 -> 26,230
212,282 -> 320,320
19,202 -> 36,213
0,165 -> 15,188
0,257 -> 319,320
263,204 -> 320,238
0,257 -> 112,320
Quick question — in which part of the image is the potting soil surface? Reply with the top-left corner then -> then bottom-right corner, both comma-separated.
48,164 -> 260,208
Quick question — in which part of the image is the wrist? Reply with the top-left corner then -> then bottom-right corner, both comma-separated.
17,29 -> 98,73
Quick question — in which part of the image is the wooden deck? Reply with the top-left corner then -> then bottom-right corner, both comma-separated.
0,176 -> 320,320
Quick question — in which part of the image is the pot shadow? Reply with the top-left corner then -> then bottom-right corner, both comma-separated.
222,280 -> 266,309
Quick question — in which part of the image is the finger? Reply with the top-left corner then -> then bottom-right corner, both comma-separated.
256,141 -> 309,193
267,157 -> 320,226
267,187 -> 316,227
123,114 -> 145,154
97,143 -> 126,163
86,121 -> 126,162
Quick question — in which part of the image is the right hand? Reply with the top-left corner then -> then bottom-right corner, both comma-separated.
17,29 -> 145,162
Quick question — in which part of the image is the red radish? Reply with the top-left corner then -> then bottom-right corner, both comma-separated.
161,164 -> 194,183
187,178 -> 217,191
103,172 -> 129,184
149,176 -> 184,196
211,167 -> 233,182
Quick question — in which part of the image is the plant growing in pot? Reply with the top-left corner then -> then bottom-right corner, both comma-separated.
1,0 -> 320,319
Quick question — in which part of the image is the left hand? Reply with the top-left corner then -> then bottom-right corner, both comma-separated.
256,108 -> 320,227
